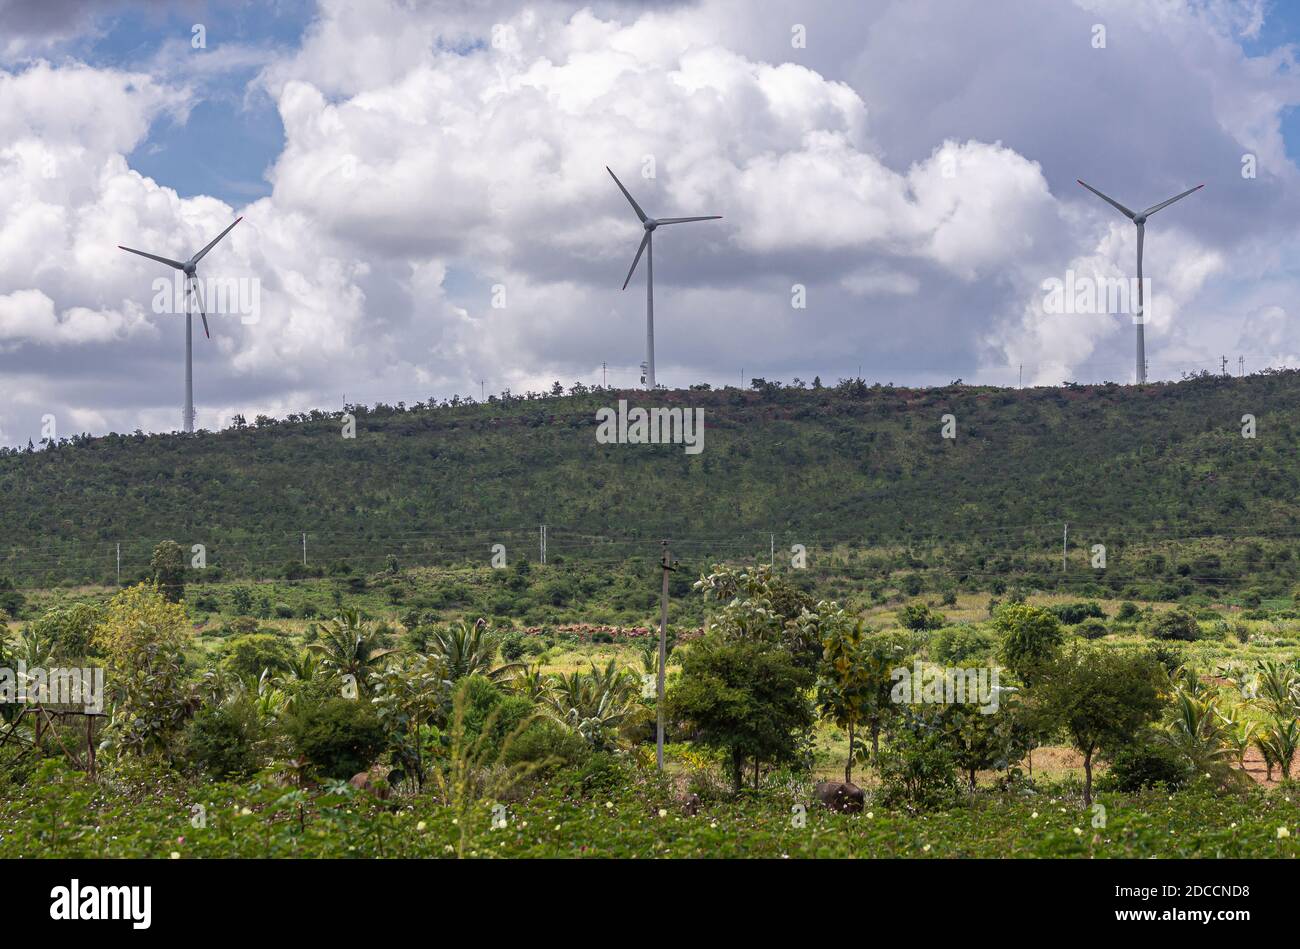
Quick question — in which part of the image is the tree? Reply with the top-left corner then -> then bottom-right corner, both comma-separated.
667,636 -> 815,791
26,602 -> 102,660
544,659 -> 643,750
149,540 -> 187,603
812,605 -> 897,781
92,583 -> 193,756
1033,644 -> 1164,805
1160,687 -> 1242,786
308,609 -> 395,695
426,618 -> 520,683
995,603 -> 1063,685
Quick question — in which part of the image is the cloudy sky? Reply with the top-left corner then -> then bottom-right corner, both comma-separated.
1,0 -> 1298,445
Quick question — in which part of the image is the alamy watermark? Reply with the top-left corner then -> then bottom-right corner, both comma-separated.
1042,271 -> 1155,323
595,399 -> 704,454
890,662 -> 1001,714
151,274 -> 261,325
0,663 -> 105,713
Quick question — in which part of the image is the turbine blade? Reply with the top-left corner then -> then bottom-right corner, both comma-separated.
622,232 -> 651,290
191,216 -> 243,265
655,216 -> 722,225
1076,180 -> 1136,219
1142,184 -> 1204,217
191,276 -> 211,338
118,245 -> 187,270
606,167 -> 648,223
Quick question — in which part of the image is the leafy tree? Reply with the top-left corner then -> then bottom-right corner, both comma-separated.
877,706 -> 960,812
667,636 -> 815,791
26,602 -> 102,660
149,540 -> 187,603
995,603 -> 1063,685
813,604 -> 888,782
182,699 -> 265,778
92,583 -> 193,756
0,576 -> 26,619
1033,644 -> 1164,805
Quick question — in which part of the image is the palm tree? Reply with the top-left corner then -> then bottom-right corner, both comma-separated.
1161,688 -> 1243,786
308,609 -> 395,694
426,618 -> 520,683
1255,718 -> 1300,784
1254,659 -> 1299,720
545,659 -> 644,750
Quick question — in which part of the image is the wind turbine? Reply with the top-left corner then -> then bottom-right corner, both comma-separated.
118,217 -> 242,432
607,167 -> 720,390
1076,179 -> 1202,384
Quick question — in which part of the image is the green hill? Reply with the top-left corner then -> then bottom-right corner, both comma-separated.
2,371 -> 1298,592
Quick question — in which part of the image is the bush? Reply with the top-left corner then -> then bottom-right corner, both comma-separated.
928,626 -> 996,664
222,633 -> 295,679
897,603 -> 945,631
501,718 -> 589,775
1144,609 -> 1200,642
1050,601 -> 1105,625
182,701 -> 264,778
876,712 -> 960,812
501,631 -> 526,662
1076,618 -> 1109,640
284,698 -> 386,780
1101,736 -> 1191,792
1116,602 -> 1141,622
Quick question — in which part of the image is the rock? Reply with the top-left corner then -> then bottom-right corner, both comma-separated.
814,780 -> 865,813
349,767 -> 393,800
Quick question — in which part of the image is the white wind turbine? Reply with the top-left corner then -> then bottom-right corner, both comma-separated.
118,217 -> 242,432
1076,179 -> 1202,384
607,167 -> 720,389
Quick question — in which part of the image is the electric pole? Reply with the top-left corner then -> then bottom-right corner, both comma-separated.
1221,355 -> 1229,376
602,361 -> 607,388
302,531 -> 307,566
1062,522 -> 1068,573
1239,356 -> 1245,377
539,524 -> 547,565
115,542 -> 121,586
657,539 -> 675,772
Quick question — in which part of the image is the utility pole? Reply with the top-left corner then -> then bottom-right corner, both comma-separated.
657,540 -> 676,771
1221,355 -> 1229,376
302,532 -> 307,566
539,524 -> 546,565
1019,363 -> 1023,389
115,542 -> 121,586
602,361 -> 607,388
1062,523 -> 1068,573
1239,356 -> 1245,377
479,379 -> 486,401
770,532 -> 775,565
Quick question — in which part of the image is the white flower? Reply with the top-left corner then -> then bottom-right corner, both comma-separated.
240,807 -> 252,816
1030,811 -> 1038,819
1072,827 -> 1082,836
922,844 -> 931,852
416,821 -> 427,832
658,808 -> 668,818
1278,827 -> 1291,839
605,801 -> 613,809
169,852 -> 180,860
865,811 -> 874,819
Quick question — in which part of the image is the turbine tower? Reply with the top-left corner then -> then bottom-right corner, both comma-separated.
1076,180 -> 1202,384
607,167 -> 720,390
118,217 -> 242,432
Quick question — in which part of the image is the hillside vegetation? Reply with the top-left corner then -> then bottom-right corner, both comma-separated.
2,371 -> 1297,590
